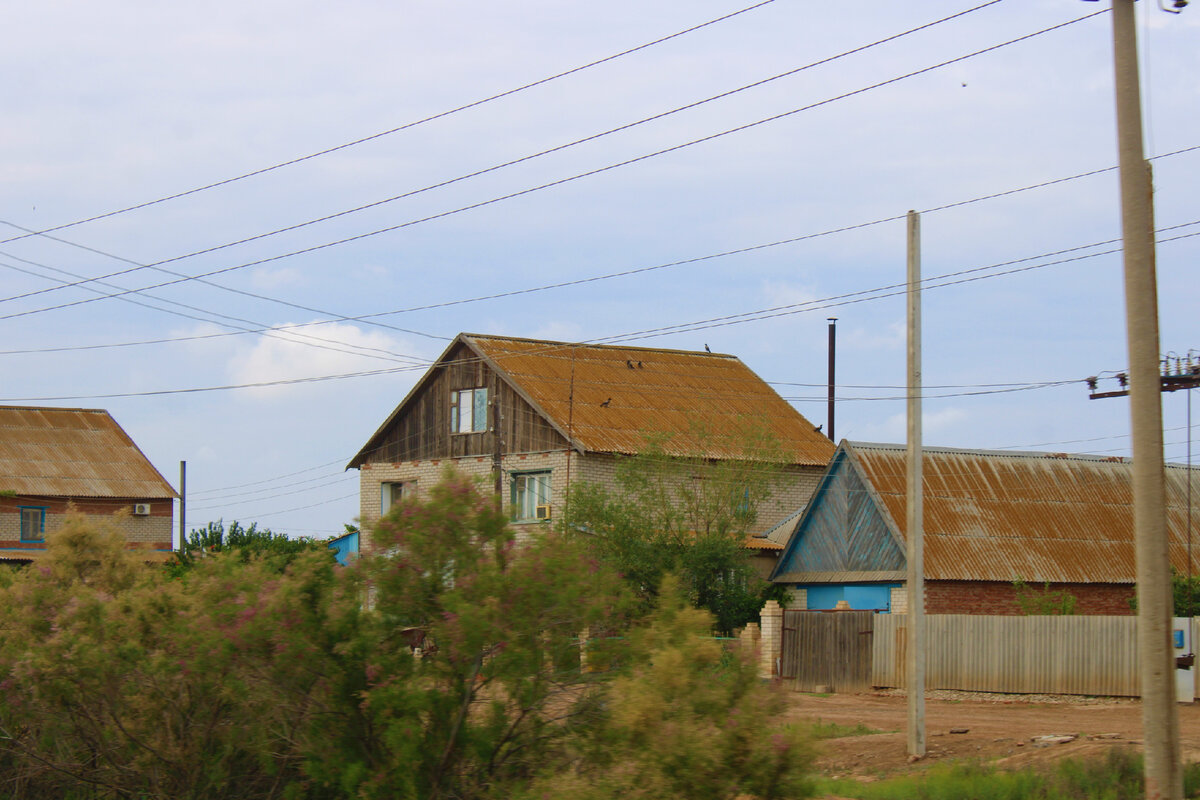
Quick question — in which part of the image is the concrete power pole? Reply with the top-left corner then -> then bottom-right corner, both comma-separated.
1107,1 -> 1181,796
906,210 -> 925,758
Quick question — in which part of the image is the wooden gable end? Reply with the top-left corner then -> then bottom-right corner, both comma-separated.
774,449 -> 905,577
361,340 -> 568,464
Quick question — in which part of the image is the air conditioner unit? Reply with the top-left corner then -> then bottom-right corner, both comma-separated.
132,503 -> 151,516
535,504 -> 552,521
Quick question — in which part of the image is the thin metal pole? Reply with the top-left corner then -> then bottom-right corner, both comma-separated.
1110,1 -> 1180,796
178,460 -> 186,551
905,210 -> 925,758
827,318 -> 837,442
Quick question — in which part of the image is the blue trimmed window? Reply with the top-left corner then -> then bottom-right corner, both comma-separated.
19,507 -> 46,543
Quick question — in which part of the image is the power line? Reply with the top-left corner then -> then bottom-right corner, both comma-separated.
0,9 -> 1106,323
7,219 -> 1199,402
187,456 -> 353,496
1,1 -> 993,310
0,249 -> 436,364
0,218 -> 447,347
0,0 -> 779,249
8,142 -> 1196,359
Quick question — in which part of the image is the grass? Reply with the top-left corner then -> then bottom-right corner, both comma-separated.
817,750 -> 1200,800
807,719 -> 888,740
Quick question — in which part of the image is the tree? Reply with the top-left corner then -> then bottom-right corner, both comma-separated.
561,421 -> 790,633
1012,579 -> 1078,615
346,468 -> 632,799
0,475 -> 816,799
522,578 -> 815,800
0,511 -> 361,799
167,518 -> 330,576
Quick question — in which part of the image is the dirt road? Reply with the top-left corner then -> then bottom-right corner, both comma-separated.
781,689 -> 1200,781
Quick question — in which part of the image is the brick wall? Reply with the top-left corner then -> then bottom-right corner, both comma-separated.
0,495 -> 173,551
358,450 -> 571,546
358,451 -> 827,543
924,580 -> 1136,616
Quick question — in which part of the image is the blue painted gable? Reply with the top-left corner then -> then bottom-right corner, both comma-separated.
327,530 -> 360,567
772,447 -> 904,576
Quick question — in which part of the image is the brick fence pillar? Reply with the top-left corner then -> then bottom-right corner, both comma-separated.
760,600 -> 783,679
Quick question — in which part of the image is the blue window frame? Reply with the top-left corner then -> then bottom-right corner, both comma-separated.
19,507 -> 46,543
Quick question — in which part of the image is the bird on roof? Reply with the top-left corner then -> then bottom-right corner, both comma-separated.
600,398 -> 611,407
704,344 -> 711,353
626,360 -> 634,369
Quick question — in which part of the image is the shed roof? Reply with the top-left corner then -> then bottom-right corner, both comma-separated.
0,406 -> 177,499
461,334 -> 832,464
843,442 -> 1199,583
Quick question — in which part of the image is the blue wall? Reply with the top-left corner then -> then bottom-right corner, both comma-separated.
802,583 -> 899,612
327,531 -> 359,566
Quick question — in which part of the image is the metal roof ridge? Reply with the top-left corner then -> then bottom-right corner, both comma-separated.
463,332 -> 737,358
846,440 -> 1136,463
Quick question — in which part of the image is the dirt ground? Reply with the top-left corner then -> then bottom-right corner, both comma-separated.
781,688 -> 1200,785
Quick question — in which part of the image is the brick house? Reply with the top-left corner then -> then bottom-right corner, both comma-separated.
348,333 -> 835,547
0,406 -> 177,563
770,441 -> 1200,615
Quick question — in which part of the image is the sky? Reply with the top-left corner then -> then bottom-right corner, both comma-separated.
2,0 -> 1198,542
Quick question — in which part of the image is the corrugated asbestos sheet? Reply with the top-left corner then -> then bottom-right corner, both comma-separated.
469,335 -> 835,466
851,442 -> 1200,583
0,406 -> 177,498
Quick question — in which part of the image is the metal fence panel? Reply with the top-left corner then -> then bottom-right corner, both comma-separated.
873,614 -> 1141,696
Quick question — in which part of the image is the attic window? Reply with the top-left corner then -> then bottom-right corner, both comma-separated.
451,387 -> 489,433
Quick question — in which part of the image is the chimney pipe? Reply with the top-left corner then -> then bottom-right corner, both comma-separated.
827,318 -> 837,442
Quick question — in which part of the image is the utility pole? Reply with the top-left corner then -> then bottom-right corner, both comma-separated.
905,210 -> 925,759
492,377 -> 503,507
1105,0 -> 1181,795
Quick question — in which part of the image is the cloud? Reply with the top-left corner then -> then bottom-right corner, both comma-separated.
224,322 -> 416,397
250,266 -> 304,290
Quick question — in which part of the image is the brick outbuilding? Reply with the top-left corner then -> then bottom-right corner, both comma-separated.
770,441 -> 1200,615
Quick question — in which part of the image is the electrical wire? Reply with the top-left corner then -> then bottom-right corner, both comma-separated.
7,220 -> 1200,402
0,250 -> 437,364
6,155 -> 1196,360
0,8 -> 1106,321
0,0 -> 779,249
0,1 -> 995,309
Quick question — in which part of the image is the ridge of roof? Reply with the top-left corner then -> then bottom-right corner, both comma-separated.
845,441 -> 1134,464
460,333 -> 737,359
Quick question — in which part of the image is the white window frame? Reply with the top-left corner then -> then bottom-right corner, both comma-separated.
450,387 -> 489,434
511,471 -> 551,522
381,481 -> 415,515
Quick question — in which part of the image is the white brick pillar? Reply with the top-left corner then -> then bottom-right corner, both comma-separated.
740,622 -> 760,655
760,600 -> 783,679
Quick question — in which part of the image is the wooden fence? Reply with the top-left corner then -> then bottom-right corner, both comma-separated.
873,614 -> 1146,696
781,610 -> 874,692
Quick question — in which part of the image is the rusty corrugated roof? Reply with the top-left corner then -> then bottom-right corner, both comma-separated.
848,442 -> 1200,583
468,335 -> 834,465
0,406 -> 177,498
